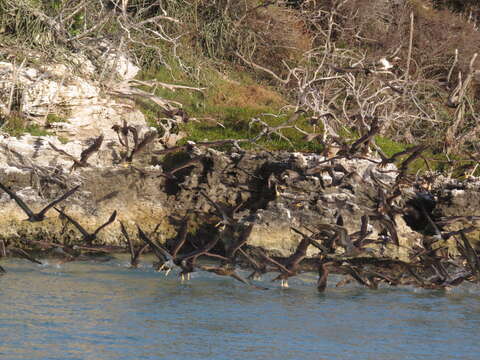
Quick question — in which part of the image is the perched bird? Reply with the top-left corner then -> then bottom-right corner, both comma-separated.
55,208 -> 117,245
0,183 -> 79,222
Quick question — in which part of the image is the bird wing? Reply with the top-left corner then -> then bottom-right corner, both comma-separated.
199,191 -> 231,224
137,225 -> 172,262
133,244 -> 149,264
228,223 -> 254,258
128,131 -> 156,161
0,182 -> 35,219
459,232 -> 480,277
48,142 -> 82,167
238,248 -> 263,270
179,234 -> 220,261
93,210 -> 117,236
399,146 -> 427,172
38,185 -> 80,217
260,253 -> 291,274
54,207 -> 90,238
120,221 -> 135,260
171,216 -> 190,258
9,247 -> 42,265
79,134 -> 103,164
229,272 -> 253,286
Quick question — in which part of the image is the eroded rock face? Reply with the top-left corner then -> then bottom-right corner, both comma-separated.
0,136 -> 478,261
0,52 -> 146,142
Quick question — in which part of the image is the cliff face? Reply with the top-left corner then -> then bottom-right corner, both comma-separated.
1,128 -> 478,262
0,48 -> 479,262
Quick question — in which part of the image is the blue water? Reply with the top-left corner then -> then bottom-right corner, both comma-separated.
0,257 -> 479,360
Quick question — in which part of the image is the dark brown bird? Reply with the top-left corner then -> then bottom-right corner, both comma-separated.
344,117 -> 381,157
163,108 -> 190,123
395,146 -> 427,187
8,247 -> 42,265
138,223 -> 224,280
198,263 -> 268,290
237,248 -> 269,281
55,208 -> 117,245
225,223 -> 254,260
125,131 -> 157,163
49,135 -> 103,171
317,260 -> 335,292
262,237 -> 312,288
120,221 -> 149,268
376,145 -> 425,168
0,183 -> 79,222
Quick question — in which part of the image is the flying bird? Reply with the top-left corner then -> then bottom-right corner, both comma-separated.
49,135 -> 103,171
262,236 -> 312,288
55,208 -> 117,245
120,221 -> 149,268
0,182 -> 79,222
198,264 -> 268,290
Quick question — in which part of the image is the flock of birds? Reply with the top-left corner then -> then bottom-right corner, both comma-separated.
0,116 -> 480,293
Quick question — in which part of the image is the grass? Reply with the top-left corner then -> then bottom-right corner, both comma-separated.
135,59 -> 464,173
136,60 -> 328,152
1,114 -> 50,138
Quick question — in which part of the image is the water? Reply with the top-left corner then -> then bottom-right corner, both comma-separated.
1,256 -> 480,360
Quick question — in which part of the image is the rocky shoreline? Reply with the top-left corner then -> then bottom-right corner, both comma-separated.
0,135 -> 479,290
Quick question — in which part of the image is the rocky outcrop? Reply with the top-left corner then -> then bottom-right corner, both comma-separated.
0,51 -> 146,142
0,53 -> 478,263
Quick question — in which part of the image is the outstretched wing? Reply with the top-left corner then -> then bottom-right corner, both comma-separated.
93,210 -> 117,236
0,182 -> 35,219
49,142 -> 83,167
137,225 -> 172,262
127,131 -> 157,161
79,134 -> 104,164
228,223 -> 254,258
9,247 -> 42,265
39,186 -> 80,217
54,207 -> 90,238
120,221 -> 135,260
171,216 -> 190,258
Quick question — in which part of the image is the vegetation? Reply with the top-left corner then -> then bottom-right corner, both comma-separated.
0,113 -> 49,137
0,0 -> 479,167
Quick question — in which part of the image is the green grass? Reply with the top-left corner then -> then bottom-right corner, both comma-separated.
1,114 -> 50,137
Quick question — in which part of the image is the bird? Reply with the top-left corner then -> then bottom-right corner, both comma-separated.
395,146 -> 427,187
262,236 -> 312,288
138,223 -> 226,280
0,183 -> 80,222
137,225 -> 176,273
163,108 -> 190,123
225,223 -> 255,260
375,145 -> 425,168
237,248 -> 269,281
120,221 -> 149,268
49,134 -> 103,171
317,260 -> 335,292
8,247 -> 42,265
125,130 -> 157,163
55,208 -> 117,245
198,263 -> 268,290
